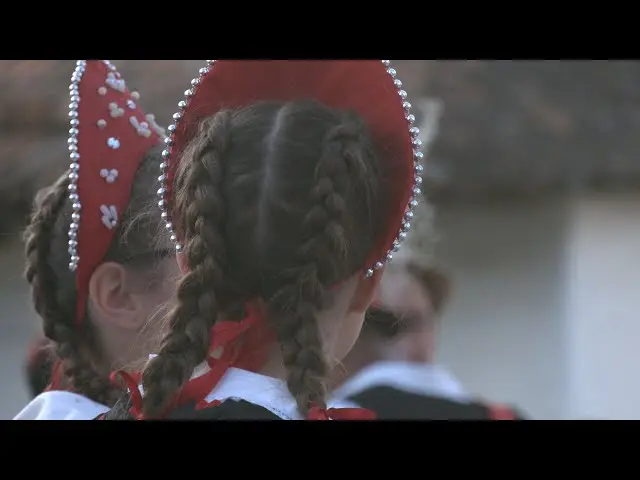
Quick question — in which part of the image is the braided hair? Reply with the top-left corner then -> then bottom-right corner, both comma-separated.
139,100 -> 384,417
23,146 -> 168,406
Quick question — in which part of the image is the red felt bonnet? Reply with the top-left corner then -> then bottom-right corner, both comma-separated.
159,60 -> 424,277
67,60 -> 164,326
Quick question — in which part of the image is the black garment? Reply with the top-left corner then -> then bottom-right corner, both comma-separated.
347,386 -> 525,420
96,392 -> 282,420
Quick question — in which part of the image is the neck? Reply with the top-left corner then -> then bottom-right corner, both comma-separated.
258,343 -> 288,381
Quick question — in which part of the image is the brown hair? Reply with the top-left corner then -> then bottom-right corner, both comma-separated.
139,100 -> 385,417
405,264 -> 451,314
23,145 -> 168,406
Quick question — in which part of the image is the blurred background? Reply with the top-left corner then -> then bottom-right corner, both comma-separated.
1,60 -> 640,420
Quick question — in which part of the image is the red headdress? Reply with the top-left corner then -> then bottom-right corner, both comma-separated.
159,60 -> 423,274
67,60 -> 164,326
146,60 -> 423,420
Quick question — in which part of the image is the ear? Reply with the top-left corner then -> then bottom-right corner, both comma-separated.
176,252 -> 188,275
347,267 -> 385,315
87,262 -> 143,331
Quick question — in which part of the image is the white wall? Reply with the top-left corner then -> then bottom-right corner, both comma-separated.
567,193 -> 640,420
435,197 -> 570,419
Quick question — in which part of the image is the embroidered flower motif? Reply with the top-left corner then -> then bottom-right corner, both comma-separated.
100,205 -> 118,230
145,113 -> 166,137
100,168 -> 119,184
98,86 -> 107,96
109,102 -> 124,118
129,116 -> 152,138
105,72 -> 126,93
107,137 -> 120,149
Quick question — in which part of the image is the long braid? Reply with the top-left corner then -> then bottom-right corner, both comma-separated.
267,119 -> 374,414
24,174 -> 120,405
140,114 -> 232,418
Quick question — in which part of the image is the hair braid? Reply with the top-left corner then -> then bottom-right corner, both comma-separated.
140,114 -> 232,417
267,120 -> 372,414
24,174 -> 120,405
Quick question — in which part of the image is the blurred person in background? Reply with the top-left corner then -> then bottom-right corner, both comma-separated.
331,200 -> 526,420
14,60 -> 178,420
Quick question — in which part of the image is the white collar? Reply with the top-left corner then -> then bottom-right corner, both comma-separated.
332,361 -> 471,403
203,367 -> 360,419
13,391 -> 109,420
145,355 -> 359,419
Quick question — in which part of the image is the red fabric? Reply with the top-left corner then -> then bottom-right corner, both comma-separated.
110,370 -> 145,419
307,404 -> 376,421
487,404 -> 516,420
73,60 -> 162,326
167,61 -> 415,270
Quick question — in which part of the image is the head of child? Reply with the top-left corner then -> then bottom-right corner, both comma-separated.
22,61 -> 179,406
333,263 -> 451,387
139,61 -> 420,419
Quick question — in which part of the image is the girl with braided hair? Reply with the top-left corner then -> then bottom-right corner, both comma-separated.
104,60 -> 423,421
14,60 -> 178,420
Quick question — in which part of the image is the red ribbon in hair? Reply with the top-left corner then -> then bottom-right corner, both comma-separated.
116,304 -> 375,420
